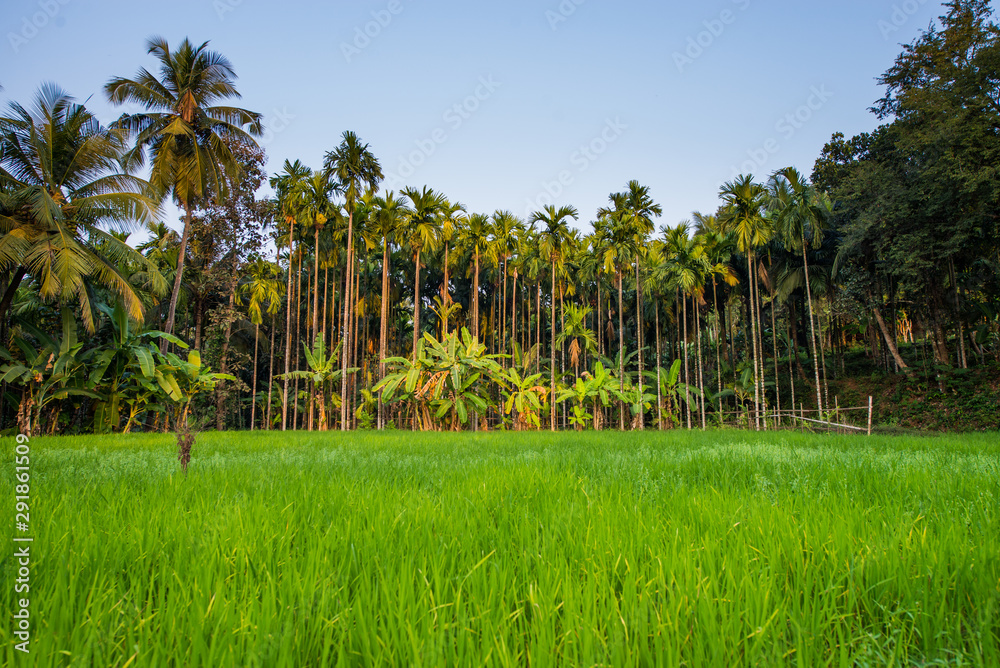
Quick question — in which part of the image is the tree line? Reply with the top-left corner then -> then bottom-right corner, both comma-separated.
2,1 -> 998,436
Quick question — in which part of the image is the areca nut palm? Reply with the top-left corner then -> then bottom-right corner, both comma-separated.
771,166 -> 830,415
491,210 -> 523,359
269,159 -> 310,431
458,212 -> 494,338
371,190 -> 410,428
532,204 -> 578,431
105,37 -> 263,340
323,131 -> 383,431
719,174 -> 771,430
438,200 -> 467,335
236,257 -> 282,430
0,85 -> 160,332
620,180 -> 661,429
402,186 -> 446,359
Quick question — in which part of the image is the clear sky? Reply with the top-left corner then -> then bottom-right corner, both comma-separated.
2,0 -> 962,234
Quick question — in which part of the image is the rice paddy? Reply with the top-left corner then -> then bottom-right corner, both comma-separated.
2,430 -> 998,666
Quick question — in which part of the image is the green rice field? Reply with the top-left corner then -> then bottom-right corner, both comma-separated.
2,430 -> 999,666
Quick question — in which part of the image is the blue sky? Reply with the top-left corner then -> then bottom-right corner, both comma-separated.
2,0 -> 961,234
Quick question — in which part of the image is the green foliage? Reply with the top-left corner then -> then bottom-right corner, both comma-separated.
376,328 -> 504,431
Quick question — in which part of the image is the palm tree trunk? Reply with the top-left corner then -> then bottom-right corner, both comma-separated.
802,236 -> 822,415
655,303 -> 662,430
294,248 -> 303,431
251,323 -> 259,431
550,259 -> 557,432
413,250 -> 422,359
379,239 -> 391,430
696,297 -> 706,430
282,226 -> 294,431
474,250 -> 480,336
712,277 -> 722,400
267,312 -> 276,430
511,271 -> 518,359
635,262 -> 644,430
617,270 -> 625,430
683,292 -> 691,430
502,258 -> 509,362
747,253 -> 761,430
163,201 -> 193,340
313,226 -> 321,338
443,242 -> 450,335
340,210 -> 356,431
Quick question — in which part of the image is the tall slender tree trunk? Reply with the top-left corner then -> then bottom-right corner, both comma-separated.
747,253 -> 761,431
635,262 -> 644,429
282,224 -> 294,431
683,292 -> 691,430
696,297 -> 706,430
443,242 -> 450,335
412,250 -> 423,359
379,238 -> 391,430
267,312 -> 276,430
618,270 -> 625,430
655,304 -> 662,430
251,323 -> 259,431
474,251 -> 481,336
293,248 -> 303,431
340,210 -> 356,431
511,271 -> 518,359
502,258 -> 509,362
802,237 -> 822,414
163,201 -> 194,341
550,259 -> 557,432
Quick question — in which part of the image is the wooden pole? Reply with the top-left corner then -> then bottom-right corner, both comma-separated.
867,396 -> 873,436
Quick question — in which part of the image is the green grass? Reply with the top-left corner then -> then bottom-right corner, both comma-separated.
2,430 -> 998,666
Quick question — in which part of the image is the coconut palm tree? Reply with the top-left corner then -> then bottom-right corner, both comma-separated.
105,37 -> 262,339
532,204 -> 579,431
402,186 -> 446,358
0,85 -> 160,332
323,131 -> 383,430
719,175 -> 771,430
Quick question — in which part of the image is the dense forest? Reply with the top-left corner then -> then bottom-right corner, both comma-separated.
1,0 -> 998,436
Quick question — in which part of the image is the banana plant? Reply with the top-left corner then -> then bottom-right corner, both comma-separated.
500,368 -> 549,431
556,376 -> 595,431
277,338 -> 355,431
644,359 -> 699,429
0,309 -> 101,435
154,347 -> 236,472
376,328 -> 504,431
88,302 -> 186,433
